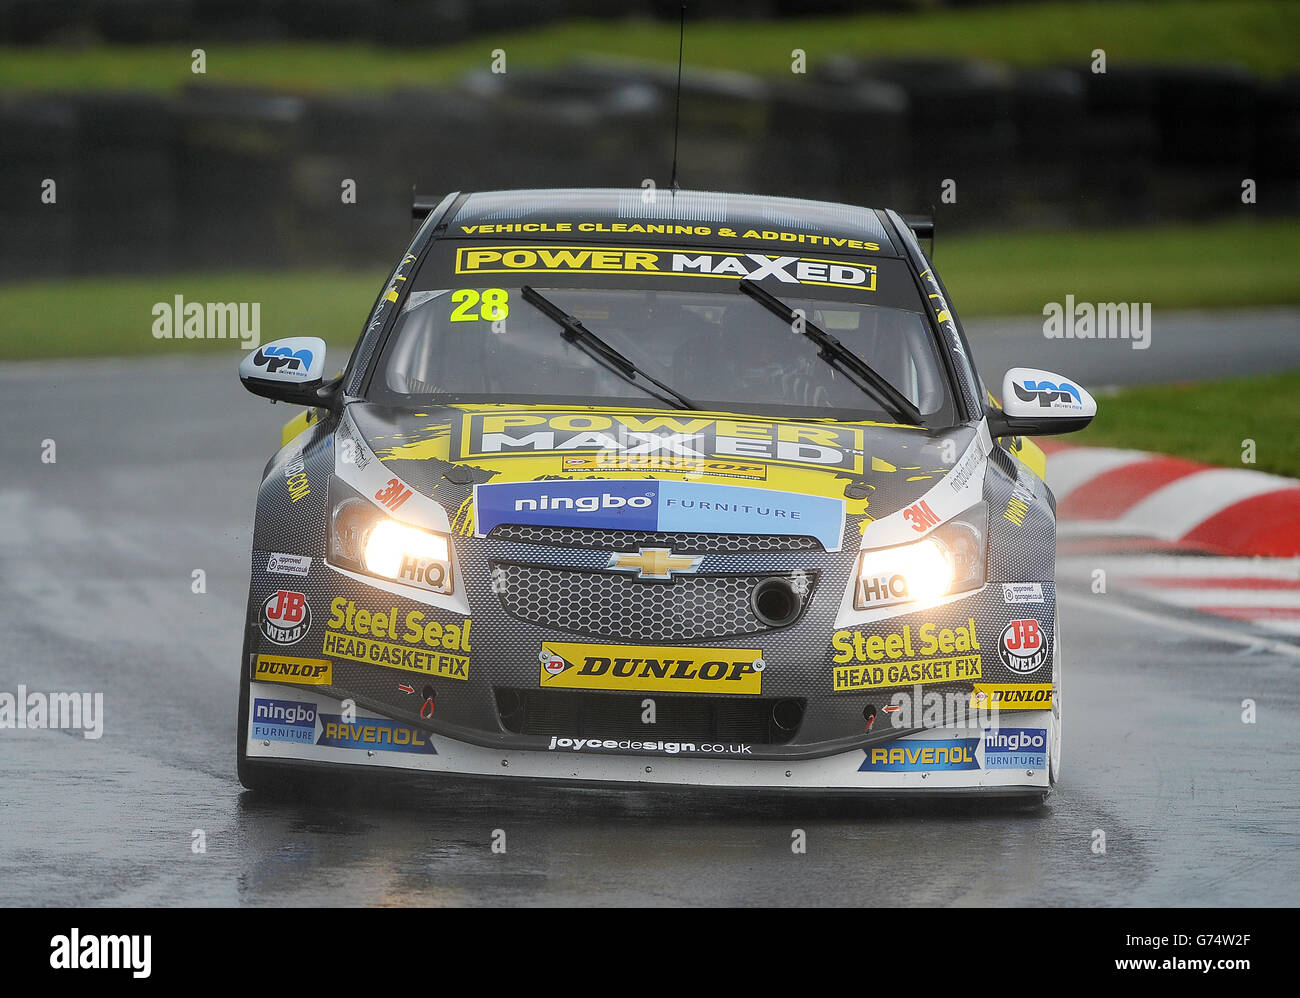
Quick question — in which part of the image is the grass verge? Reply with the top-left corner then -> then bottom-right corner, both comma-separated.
1073,370 -> 1300,479
1,1 -> 1296,94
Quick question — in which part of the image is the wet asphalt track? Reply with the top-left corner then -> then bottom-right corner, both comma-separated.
0,309 -> 1297,907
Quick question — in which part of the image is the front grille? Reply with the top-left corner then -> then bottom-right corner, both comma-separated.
495,688 -> 805,745
488,524 -> 823,553
491,562 -> 817,641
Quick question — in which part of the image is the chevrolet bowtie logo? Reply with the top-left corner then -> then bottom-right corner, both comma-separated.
608,547 -> 703,580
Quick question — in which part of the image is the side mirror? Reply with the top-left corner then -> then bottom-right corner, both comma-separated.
239,337 -> 331,405
987,367 -> 1097,437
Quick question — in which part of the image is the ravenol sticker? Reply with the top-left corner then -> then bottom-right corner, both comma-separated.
982,727 -> 1048,770
474,479 -> 845,551
540,642 -> 764,695
458,409 -> 865,475
254,654 -> 332,686
250,697 -> 318,744
858,738 -> 980,772
970,683 -> 1054,710
454,245 -> 877,291
316,714 -> 437,754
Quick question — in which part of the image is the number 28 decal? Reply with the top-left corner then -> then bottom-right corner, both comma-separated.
450,288 -> 510,322
902,499 -> 941,533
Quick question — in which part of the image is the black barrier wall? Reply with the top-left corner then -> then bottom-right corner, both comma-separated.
2,58 -> 1296,279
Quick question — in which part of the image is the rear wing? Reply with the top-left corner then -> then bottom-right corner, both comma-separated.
412,194 -> 443,223
901,213 -> 935,256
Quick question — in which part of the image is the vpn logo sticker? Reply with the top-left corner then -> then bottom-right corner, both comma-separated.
262,589 -> 312,645
998,618 -> 1047,674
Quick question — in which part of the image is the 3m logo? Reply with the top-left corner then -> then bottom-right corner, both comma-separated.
375,477 -> 413,511
902,499 -> 941,533
998,618 -> 1048,674
261,590 -> 311,645
254,654 -> 332,686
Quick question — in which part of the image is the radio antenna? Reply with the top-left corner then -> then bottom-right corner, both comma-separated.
669,3 -> 686,192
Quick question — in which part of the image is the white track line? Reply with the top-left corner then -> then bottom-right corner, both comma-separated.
1045,447 -> 1151,501
1058,591 -> 1300,658
1117,468 -> 1300,540
1136,588 -> 1300,609
1065,556 -> 1300,580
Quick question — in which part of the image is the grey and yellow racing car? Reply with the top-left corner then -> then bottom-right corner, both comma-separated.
236,187 -> 1096,798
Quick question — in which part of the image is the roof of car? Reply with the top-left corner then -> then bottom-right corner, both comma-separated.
443,188 -> 902,257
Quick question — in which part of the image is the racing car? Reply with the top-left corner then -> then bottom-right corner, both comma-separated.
236,187 -> 1096,798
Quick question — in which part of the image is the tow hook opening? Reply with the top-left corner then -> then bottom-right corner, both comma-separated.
751,578 -> 801,627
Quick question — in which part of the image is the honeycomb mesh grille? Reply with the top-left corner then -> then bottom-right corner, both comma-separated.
487,524 -> 823,553
492,562 -> 817,642
495,688 -> 805,745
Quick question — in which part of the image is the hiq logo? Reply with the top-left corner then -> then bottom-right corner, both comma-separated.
253,345 -> 314,377
1013,379 -> 1082,408
984,727 -> 1046,753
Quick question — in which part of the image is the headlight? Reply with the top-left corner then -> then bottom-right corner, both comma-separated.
330,496 -> 454,595
854,502 -> 987,610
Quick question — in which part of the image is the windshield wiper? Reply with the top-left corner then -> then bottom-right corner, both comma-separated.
521,286 -> 699,410
737,279 -> 923,425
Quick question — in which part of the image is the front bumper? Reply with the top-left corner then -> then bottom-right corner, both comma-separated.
245,681 -> 1053,795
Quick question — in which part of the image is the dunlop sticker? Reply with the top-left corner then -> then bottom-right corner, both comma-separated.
541,641 -> 763,695
254,654 -> 332,686
970,683 -> 1054,710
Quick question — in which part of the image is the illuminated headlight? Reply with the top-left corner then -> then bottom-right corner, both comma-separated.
330,496 -> 454,594
854,503 -> 987,610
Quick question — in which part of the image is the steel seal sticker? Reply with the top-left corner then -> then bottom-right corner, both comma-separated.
540,641 -> 764,695
321,598 -> 471,681
475,479 -> 845,551
831,619 -> 982,692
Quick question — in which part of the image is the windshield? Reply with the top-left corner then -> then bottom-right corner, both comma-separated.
368,253 -> 955,424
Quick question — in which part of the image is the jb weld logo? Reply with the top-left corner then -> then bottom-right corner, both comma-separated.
540,642 -> 764,695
